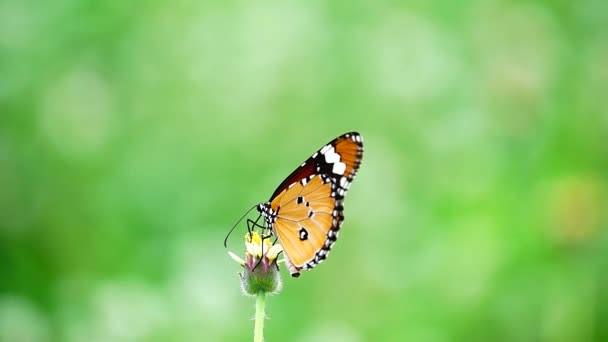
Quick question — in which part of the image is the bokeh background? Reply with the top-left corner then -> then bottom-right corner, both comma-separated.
1,0 -> 607,341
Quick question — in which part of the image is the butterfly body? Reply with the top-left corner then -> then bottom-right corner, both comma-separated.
257,132 -> 363,277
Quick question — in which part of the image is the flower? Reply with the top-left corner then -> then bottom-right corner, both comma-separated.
228,232 -> 283,296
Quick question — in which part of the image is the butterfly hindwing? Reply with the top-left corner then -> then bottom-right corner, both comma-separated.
270,175 -> 336,268
258,132 -> 364,277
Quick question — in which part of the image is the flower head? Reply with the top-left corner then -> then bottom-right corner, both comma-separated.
228,232 -> 283,295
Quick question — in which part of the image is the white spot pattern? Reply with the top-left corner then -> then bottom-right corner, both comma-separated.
324,147 -> 341,164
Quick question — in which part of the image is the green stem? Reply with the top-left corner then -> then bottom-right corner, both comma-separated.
254,291 -> 266,342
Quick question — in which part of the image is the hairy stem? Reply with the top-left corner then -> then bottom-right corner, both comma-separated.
254,291 -> 266,342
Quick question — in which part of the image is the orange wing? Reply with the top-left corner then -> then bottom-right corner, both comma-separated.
270,175 -> 339,274
267,132 -> 363,200
330,133 -> 363,181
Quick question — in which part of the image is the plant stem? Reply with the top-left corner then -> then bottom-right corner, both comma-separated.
254,291 -> 266,342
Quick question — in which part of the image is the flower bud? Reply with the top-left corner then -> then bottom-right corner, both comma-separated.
229,232 -> 283,295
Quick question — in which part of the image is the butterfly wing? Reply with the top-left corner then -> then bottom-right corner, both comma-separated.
271,175 -> 335,272
268,132 -> 363,200
263,132 -> 364,276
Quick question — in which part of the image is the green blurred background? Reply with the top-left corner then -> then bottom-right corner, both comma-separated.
1,0 -> 607,341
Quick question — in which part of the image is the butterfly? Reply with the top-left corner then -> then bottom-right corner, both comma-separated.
254,132 -> 364,277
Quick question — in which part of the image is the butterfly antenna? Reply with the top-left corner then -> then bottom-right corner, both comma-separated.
224,204 -> 258,247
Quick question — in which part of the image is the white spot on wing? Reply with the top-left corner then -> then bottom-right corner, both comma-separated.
339,177 -> 348,188
320,144 -> 332,154
325,150 -> 341,163
333,162 -> 346,175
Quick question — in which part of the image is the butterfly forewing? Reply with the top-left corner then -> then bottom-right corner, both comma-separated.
258,132 -> 363,277
330,134 -> 363,181
269,132 -> 363,200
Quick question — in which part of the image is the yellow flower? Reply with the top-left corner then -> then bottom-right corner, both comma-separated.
228,232 -> 283,295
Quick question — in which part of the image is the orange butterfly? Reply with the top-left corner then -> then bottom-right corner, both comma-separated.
255,132 -> 364,277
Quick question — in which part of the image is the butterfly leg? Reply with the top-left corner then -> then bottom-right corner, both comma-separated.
246,218 -> 265,230
246,216 -> 266,240
246,215 -> 277,272
253,233 -> 279,272
247,215 -> 271,272
274,248 -> 283,270
261,230 -> 274,239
